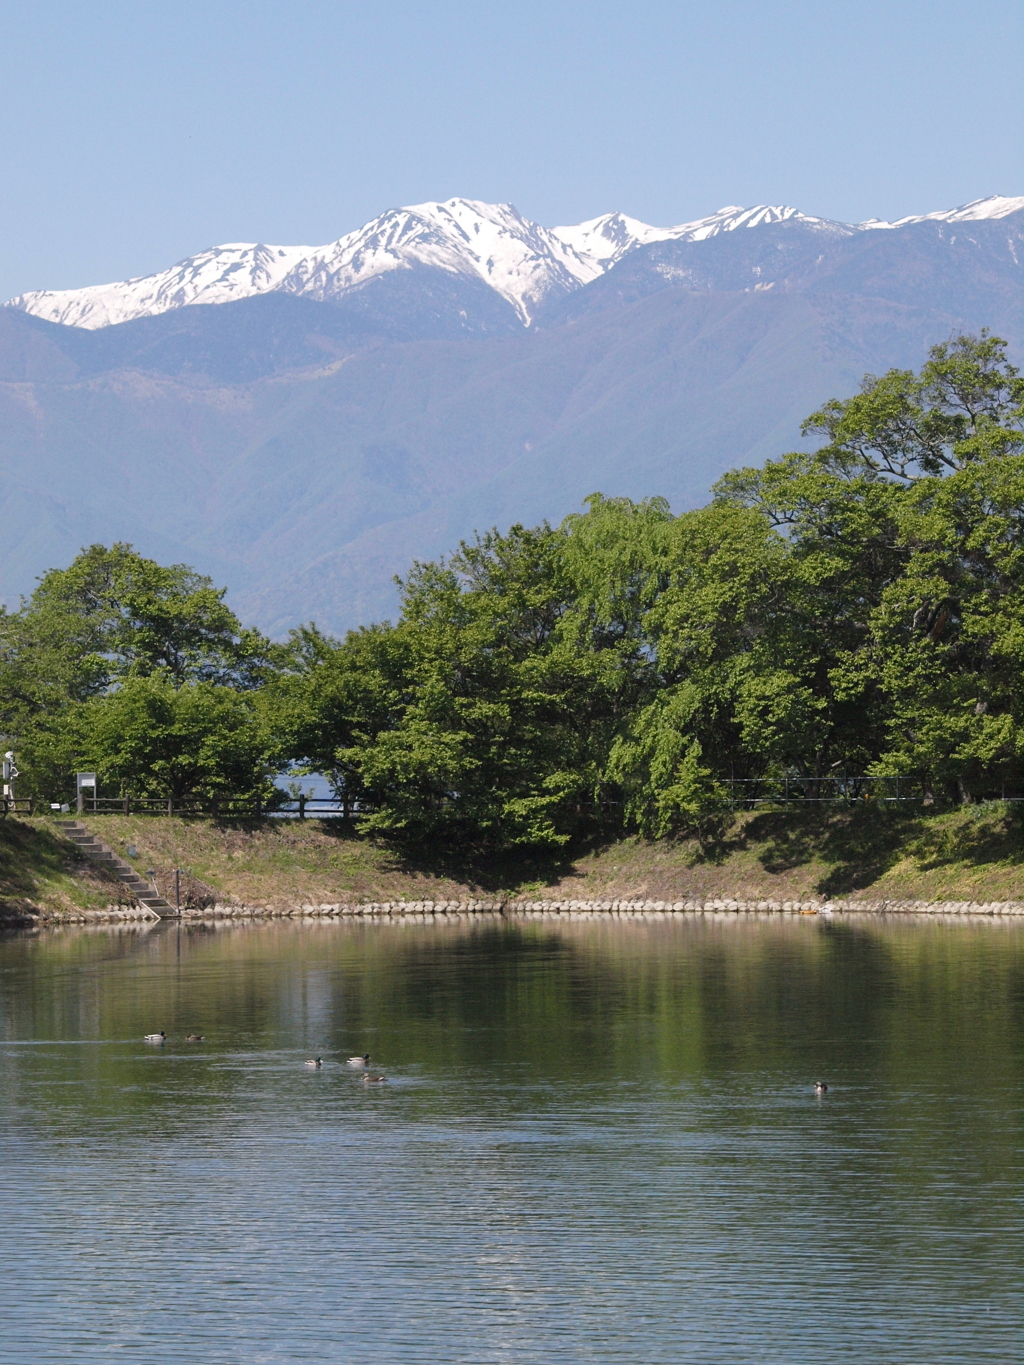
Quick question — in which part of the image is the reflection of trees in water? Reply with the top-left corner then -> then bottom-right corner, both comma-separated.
3,921 -> 1022,1136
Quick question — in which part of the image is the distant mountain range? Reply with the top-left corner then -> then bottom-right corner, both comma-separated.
1,195 -> 1022,634
9,195 -> 1022,330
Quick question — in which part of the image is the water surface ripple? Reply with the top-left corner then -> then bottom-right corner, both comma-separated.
0,917 -> 1021,1362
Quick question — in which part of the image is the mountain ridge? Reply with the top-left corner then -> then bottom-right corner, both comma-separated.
8,195 -> 1022,332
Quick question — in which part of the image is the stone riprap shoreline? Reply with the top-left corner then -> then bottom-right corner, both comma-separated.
15,896 -> 1024,924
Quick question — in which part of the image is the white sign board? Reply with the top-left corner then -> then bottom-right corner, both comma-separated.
76,773 -> 97,790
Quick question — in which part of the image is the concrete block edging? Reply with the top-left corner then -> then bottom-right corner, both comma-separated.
146,896 -> 1024,921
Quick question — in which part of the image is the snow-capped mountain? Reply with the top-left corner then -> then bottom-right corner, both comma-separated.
280,199 -> 602,324
860,194 -> 1024,230
6,195 -> 1021,331
7,242 -> 316,332
4,199 -> 602,330
550,212 -> 674,268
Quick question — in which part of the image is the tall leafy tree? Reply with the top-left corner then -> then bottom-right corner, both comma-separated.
0,542 -> 277,730
336,525 -> 595,849
45,677 -> 273,805
3,544 -> 282,800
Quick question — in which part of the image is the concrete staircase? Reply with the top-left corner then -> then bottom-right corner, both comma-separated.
56,820 -> 178,918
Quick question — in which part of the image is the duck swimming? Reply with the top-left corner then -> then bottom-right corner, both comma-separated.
186,1034 -> 204,1042
305,1057 -> 323,1068
347,1054 -> 370,1067
362,1073 -> 387,1084
144,1032 -> 166,1043
814,1081 -> 829,1093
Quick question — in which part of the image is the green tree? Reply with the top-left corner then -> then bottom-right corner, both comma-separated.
40,677 -> 272,806
867,450 -> 1024,800
337,526 -> 596,849
0,543 -> 278,732
259,621 -> 413,814
800,330 -> 1023,480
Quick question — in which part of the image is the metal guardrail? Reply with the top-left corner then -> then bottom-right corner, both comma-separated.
40,780 -> 1024,821
73,795 -> 353,819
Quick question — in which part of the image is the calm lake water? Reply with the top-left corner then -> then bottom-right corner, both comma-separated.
1,915 -> 1021,1363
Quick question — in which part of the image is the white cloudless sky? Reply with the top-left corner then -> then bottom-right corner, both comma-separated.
0,0 -> 1020,300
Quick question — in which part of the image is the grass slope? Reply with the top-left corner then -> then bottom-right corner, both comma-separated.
0,817 -> 125,919
14,803 -> 1023,913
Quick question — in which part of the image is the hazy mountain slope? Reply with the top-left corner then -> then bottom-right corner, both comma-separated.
0,309 -> 84,383
3,273 -> 1005,633
0,365 -> 257,601
0,277 -> 523,387
802,216 -> 1024,322
245,285 -> 989,632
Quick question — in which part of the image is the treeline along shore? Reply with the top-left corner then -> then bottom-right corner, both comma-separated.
2,332 -> 1024,917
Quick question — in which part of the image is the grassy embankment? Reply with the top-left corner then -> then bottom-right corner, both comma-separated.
3,802 -> 1024,917
0,817 -> 130,919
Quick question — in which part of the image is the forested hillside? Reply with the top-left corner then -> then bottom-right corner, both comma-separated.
3,334 -> 1022,857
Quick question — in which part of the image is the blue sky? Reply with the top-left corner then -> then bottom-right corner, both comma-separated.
0,0 -> 1020,300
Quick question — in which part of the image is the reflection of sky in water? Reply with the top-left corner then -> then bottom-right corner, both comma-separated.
0,918 -> 1021,1364
278,964 -> 337,1036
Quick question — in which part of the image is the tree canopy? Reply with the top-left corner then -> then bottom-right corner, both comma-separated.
1,544 -> 280,803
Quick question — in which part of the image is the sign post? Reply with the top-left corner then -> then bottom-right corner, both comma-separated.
76,772 -> 97,814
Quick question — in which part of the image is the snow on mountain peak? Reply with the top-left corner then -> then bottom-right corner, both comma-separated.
941,194 -> 1024,221
280,198 -> 600,322
551,212 -> 670,267
5,194 -> 1019,331
547,204 -> 842,263
4,241 -> 315,330
5,199 -> 598,330
859,194 -> 1024,230
663,204 -> 856,242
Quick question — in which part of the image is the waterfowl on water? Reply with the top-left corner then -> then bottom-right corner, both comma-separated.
186,1034 -> 204,1042
362,1073 -> 387,1084
814,1081 -> 829,1093
144,1032 -> 166,1043
305,1057 -> 323,1068
347,1054 -> 370,1067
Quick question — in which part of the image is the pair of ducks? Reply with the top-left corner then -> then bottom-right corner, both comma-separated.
305,1053 -> 386,1083
144,1031 -> 204,1043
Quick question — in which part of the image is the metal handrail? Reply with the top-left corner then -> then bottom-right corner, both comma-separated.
72,794 -> 355,819
46,779 -> 1024,821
